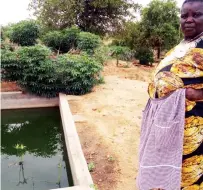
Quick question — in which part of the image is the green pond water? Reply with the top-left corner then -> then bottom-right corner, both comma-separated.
1,108 -> 73,190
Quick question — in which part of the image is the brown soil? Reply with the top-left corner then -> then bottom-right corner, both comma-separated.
102,60 -> 153,82
1,82 -> 21,92
70,60 -> 154,190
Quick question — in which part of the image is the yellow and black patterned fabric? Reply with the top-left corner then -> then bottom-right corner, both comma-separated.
148,36 -> 203,189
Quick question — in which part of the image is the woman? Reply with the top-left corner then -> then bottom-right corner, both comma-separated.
137,0 -> 203,189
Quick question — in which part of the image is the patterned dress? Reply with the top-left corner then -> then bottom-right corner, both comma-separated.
148,36 -> 203,189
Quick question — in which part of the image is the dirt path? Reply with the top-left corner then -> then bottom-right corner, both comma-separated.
70,62 -> 154,190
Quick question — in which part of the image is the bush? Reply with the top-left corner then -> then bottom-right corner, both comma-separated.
1,49 -> 22,81
110,45 -> 133,66
55,53 -> 103,95
1,40 -> 15,51
1,24 -> 15,40
111,39 -> 126,47
15,45 -> 59,97
93,45 -> 111,65
1,28 -> 4,41
62,26 -> 80,51
2,45 -> 103,97
77,32 -> 101,54
10,20 -> 39,46
135,47 -> 154,65
41,31 -> 63,52
42,26 -> 80,53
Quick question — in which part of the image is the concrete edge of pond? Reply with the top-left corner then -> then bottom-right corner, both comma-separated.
51,185 -> 93,190
1,91 -> 22,95
59,93 -> 94,190
1,92 -> 82,110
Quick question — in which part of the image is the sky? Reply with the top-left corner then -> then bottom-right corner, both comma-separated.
0,0 -> 185,26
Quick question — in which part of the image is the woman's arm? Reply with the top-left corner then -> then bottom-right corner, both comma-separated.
186,88 -> 203,101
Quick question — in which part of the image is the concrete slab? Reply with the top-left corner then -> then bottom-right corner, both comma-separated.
1,92 -> 59,110
59,93 -> 93,187
1,91 -> 22,95
50,185 -> 92,190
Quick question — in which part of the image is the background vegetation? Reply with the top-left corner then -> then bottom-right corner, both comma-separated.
1,0 -> 182,97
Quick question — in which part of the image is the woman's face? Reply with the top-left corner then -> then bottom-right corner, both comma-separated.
181,2 -> 203,39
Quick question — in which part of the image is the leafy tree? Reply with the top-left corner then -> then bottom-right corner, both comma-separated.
29,0 -> 79,31
41,26 -> 80,53
77,32 -> 101,54
110,46 -> 133,66
9,20 -> 40,46
76,0 -> 139,35
140,0 -> 180,58
113,21 -> 144,49
29,0 -> 139,35
135,47 -> 154,66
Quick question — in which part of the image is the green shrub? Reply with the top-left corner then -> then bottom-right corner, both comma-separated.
10,20 -> 39,46
111,39 -> 126,46
1,28 -> 4,41
1,40 -> 15,51
41,31 -> 63,52
42,26 -> 80,53
1,45 -> 55,96
77,32 -> 101,54
2,45 -> 103,97
110,45 -> 133,66
90,184 -> 98,190
135,47 -> 154,65
1,49 -> 22,81
93,45 -> 111,65
55,53 -> 103,95
1,24 -> 15,40
88,162 -> 95,172
15,45 -> 58,97
62,26 -> 80,51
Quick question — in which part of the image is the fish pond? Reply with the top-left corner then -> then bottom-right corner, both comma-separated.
1,108 -> 73,190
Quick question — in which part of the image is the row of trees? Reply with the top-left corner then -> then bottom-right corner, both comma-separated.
114,0 -> 181,59
2,0 -> 181,61
28,0 -> 181,59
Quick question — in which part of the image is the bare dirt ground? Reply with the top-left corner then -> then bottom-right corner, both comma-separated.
69,60 -> 155,190
1,81 -> 21,92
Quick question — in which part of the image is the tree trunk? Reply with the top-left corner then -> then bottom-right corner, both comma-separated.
157,46 -> 161,59
116,56 -> 119,67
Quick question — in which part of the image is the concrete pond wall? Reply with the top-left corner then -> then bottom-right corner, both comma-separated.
1,91 -> 94,190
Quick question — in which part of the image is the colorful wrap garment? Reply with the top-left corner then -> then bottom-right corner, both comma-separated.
148,36 -> 203,189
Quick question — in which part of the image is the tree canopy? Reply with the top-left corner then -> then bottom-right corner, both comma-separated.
140,0 -> 180,57
29,0 -> 140,35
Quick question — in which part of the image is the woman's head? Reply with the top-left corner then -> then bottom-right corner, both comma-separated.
181,0 -> 203,40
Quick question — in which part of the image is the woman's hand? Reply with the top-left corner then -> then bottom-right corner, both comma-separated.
186,88 -> 203,101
